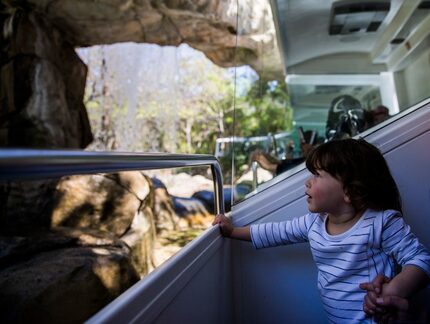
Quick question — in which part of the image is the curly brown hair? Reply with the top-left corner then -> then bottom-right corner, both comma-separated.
305,138 -> 402,213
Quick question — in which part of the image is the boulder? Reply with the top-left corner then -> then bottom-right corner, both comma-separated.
152,178 -> 180,233
51,171 -> 156,274
0,228 -> 139,324
0,179 -> 59,233
0,172 -> 157,322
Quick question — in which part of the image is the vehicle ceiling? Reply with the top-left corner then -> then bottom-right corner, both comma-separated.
270,0 -> 430,74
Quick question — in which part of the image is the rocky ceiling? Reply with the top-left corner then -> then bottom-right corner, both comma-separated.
18,0 -> 283,79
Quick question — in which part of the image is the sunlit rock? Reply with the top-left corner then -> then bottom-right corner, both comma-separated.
51,171 -> 156,274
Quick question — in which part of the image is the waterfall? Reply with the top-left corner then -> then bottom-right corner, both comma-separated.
77,43 -> 239,153
78,43 -> 182,152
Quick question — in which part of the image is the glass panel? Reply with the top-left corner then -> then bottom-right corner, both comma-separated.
230,0 -> 430,202
0,164 -> 214,318
1,2 -> 238,321
78,43 -> 239,211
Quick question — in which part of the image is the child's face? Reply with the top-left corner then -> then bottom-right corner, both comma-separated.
305,169 -> 350,215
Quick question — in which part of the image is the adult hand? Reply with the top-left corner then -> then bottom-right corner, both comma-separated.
375,295 -> 409,311
250,150 -> 279,173
374,296 -> 409,324
360,274 -> 409,323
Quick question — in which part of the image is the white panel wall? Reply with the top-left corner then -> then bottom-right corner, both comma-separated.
383,131 -> 430,246
394,49 -> 430,110
404,50 -> 430,109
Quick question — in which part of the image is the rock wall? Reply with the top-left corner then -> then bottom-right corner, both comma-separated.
0,10 -> 95,268
23,0 -> 282,78
0,228 -> 140,324
0,10 -> 92,149
0,172 -> 161,323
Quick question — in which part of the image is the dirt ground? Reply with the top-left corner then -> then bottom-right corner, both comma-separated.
146,170 -> 215,271
152,227 -> 207,269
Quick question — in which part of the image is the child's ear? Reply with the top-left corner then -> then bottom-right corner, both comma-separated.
343,191 -> 352,204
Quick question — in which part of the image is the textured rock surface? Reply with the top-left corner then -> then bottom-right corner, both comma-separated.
51,171 -> 156,274
0,11 -> 93,236
0,170 -> 215,322
25,0 -> 282,78
52,172 -> 151,234
0,11 -> 93,149
0,172 -> 155,322
0,228 -> 139,324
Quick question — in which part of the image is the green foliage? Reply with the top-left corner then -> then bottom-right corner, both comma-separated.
220,80 -> 292,138
211,79 -> 293,183
244,80 -> 292,134
176,67 -> 235,155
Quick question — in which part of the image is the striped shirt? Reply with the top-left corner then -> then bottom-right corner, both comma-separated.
250,209 -> 430,323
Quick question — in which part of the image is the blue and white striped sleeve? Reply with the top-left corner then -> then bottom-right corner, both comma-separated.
250,214 -> 310,249
381,211 -> 430,277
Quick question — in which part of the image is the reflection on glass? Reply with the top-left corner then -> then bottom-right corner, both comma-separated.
230,0 -> 430,204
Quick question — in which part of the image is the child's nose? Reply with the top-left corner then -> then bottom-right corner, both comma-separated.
305,178 -> 311,188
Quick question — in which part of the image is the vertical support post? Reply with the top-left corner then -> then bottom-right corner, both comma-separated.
211,163 -> 225,215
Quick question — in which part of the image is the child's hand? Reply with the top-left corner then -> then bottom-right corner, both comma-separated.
212,214 -> 233,237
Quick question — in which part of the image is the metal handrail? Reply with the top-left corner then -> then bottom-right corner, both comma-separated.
0,149 -> 225,214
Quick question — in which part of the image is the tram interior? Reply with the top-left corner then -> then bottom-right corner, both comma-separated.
87,0 -> 430,322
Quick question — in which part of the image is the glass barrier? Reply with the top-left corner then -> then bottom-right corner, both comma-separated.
230,0 -> 430,203
1,3 -> 236,322
0,150 -> 223,321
